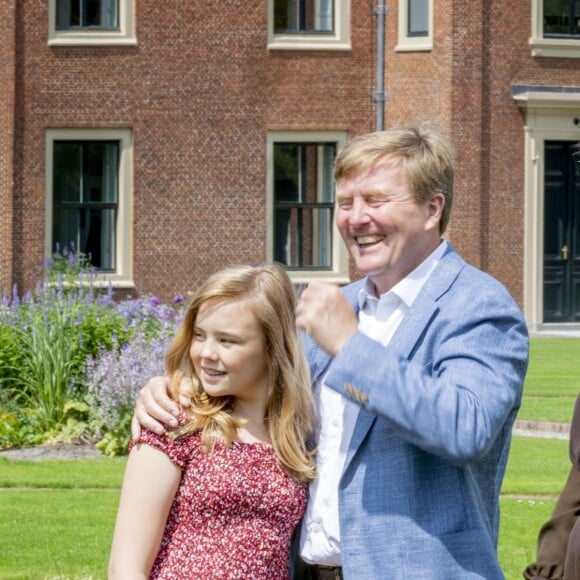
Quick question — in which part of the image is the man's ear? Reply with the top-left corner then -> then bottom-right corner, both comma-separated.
425,192 -> 445,230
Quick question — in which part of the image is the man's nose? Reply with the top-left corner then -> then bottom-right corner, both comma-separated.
349,198 -> 370,225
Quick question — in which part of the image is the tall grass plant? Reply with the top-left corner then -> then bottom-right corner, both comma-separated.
0,246 -> 185,452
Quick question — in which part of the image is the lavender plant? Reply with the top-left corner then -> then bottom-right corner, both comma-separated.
0,275 -> 120,444
0,244 -> 187,451
85,296 -> 184,455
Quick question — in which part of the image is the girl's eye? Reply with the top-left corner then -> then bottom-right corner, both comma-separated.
220,337 -> 238,344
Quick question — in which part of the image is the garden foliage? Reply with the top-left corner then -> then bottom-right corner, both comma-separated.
0,245 -> 185,454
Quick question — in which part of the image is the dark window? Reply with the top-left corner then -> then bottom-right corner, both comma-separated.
544,0 -> 580,37
56,0 -> 119,29
274,0 -> 334,34
53,141 -> 118,271
408,0 -> 429,37
273,142 -> 335,270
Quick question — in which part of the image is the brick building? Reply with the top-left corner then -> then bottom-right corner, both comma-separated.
1,0 -> 580,328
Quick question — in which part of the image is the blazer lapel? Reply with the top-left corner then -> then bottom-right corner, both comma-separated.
387,244 -> 464,359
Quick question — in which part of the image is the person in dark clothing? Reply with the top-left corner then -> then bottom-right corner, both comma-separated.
524,395 -> 580,580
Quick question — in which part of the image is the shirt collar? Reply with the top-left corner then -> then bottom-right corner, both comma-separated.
358,239 -> 448,310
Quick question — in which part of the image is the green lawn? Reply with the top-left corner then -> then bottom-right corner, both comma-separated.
0,457 -> 126,579
0,336 -> 578,579
517,337 -> 580,423
0,490 -> 120,579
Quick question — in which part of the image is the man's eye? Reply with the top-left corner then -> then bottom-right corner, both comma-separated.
337,200 -> 352,209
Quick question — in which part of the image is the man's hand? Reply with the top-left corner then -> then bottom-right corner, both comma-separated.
131,376 -> 193,438
295,280 -> 358,356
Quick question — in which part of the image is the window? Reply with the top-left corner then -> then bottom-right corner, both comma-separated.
56,0 -> 119,30
408,0 -> 429,36
268,0 -> 350,50
543,0 -> 580,37
396,0 -> 433,51
53,141 -> 118,271
267,131 -> 349,283
48,0 -> 136,45
274,0 -> 333,34
531,0 -> 580,57
46,129 -> 133,285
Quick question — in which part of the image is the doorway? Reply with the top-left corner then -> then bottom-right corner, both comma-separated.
543,141 -> 580,322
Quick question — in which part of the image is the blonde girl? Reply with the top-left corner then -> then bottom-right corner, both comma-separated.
109,263 -> 315,580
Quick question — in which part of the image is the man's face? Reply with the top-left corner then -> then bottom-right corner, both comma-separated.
335,159 -> 444,295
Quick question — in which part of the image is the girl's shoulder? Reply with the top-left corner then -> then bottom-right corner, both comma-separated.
132,427 -> 203,469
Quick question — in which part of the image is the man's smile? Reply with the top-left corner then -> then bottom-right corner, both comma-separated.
355,234 -> 385,247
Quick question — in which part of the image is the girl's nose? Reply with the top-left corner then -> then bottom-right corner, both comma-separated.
200,339 -> 218,360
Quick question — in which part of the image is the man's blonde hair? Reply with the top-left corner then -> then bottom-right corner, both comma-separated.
165,263 -> 315,482
334,122 -> 455,233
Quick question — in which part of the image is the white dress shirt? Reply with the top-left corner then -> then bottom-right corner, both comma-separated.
299,240 -> 448,565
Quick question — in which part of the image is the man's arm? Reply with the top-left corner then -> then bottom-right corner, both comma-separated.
324,292 -> 529,464
297,277 -> 529,465
108,443 -> 181,578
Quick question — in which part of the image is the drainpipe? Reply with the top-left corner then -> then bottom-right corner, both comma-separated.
374,0 -> 388,131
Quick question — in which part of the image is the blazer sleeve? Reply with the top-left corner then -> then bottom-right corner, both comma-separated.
323,273 -> 529,466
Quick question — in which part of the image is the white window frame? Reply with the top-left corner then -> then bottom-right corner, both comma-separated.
48,0 -> 136,46
268,0 -> 351,51
45,128 -> 134,287
530,0 -> 580,58
396,0 -> 433,52
266,130 -> 349,284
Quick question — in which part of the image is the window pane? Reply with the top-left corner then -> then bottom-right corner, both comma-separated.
53,207 -> 116,270
56,0 -> 119,29
56,0 -> 80,28
273,142 -> 335,269
274,0 -> 334,33
408,0 -> 429,36
544,0 -> 580,36
86,142 -> 118,202
54,142 -> 82,202
53,141 -> 118,270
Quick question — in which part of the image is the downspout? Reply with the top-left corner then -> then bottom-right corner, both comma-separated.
374,0 -> 388,131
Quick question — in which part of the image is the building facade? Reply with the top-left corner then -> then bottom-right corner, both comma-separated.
1,0 -> 580,328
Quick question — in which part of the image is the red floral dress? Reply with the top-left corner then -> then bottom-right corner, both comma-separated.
133,429 -> 308,579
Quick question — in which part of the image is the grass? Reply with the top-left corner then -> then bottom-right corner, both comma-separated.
0,490 -> 120,579
499,436 -> 571,579
0,336 -> 578,579
517,337 -> 580,423
0,456 -> 126,489
500,497 -> 557,579
501,436 -> 570,496
0,458 -> 126,579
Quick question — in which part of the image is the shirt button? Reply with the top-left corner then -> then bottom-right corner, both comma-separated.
332,419 -> 339,427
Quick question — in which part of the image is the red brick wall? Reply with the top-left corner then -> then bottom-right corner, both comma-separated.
10,0 -> 580,307
0,0 -> 16,295
11,0 -> 376,300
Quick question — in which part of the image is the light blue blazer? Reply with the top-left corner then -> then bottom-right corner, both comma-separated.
302,244 -> 529,579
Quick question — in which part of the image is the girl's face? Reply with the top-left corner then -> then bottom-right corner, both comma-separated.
189,300 -> 270,409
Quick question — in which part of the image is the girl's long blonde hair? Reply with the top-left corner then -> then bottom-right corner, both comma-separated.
165,263 -> 315,482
